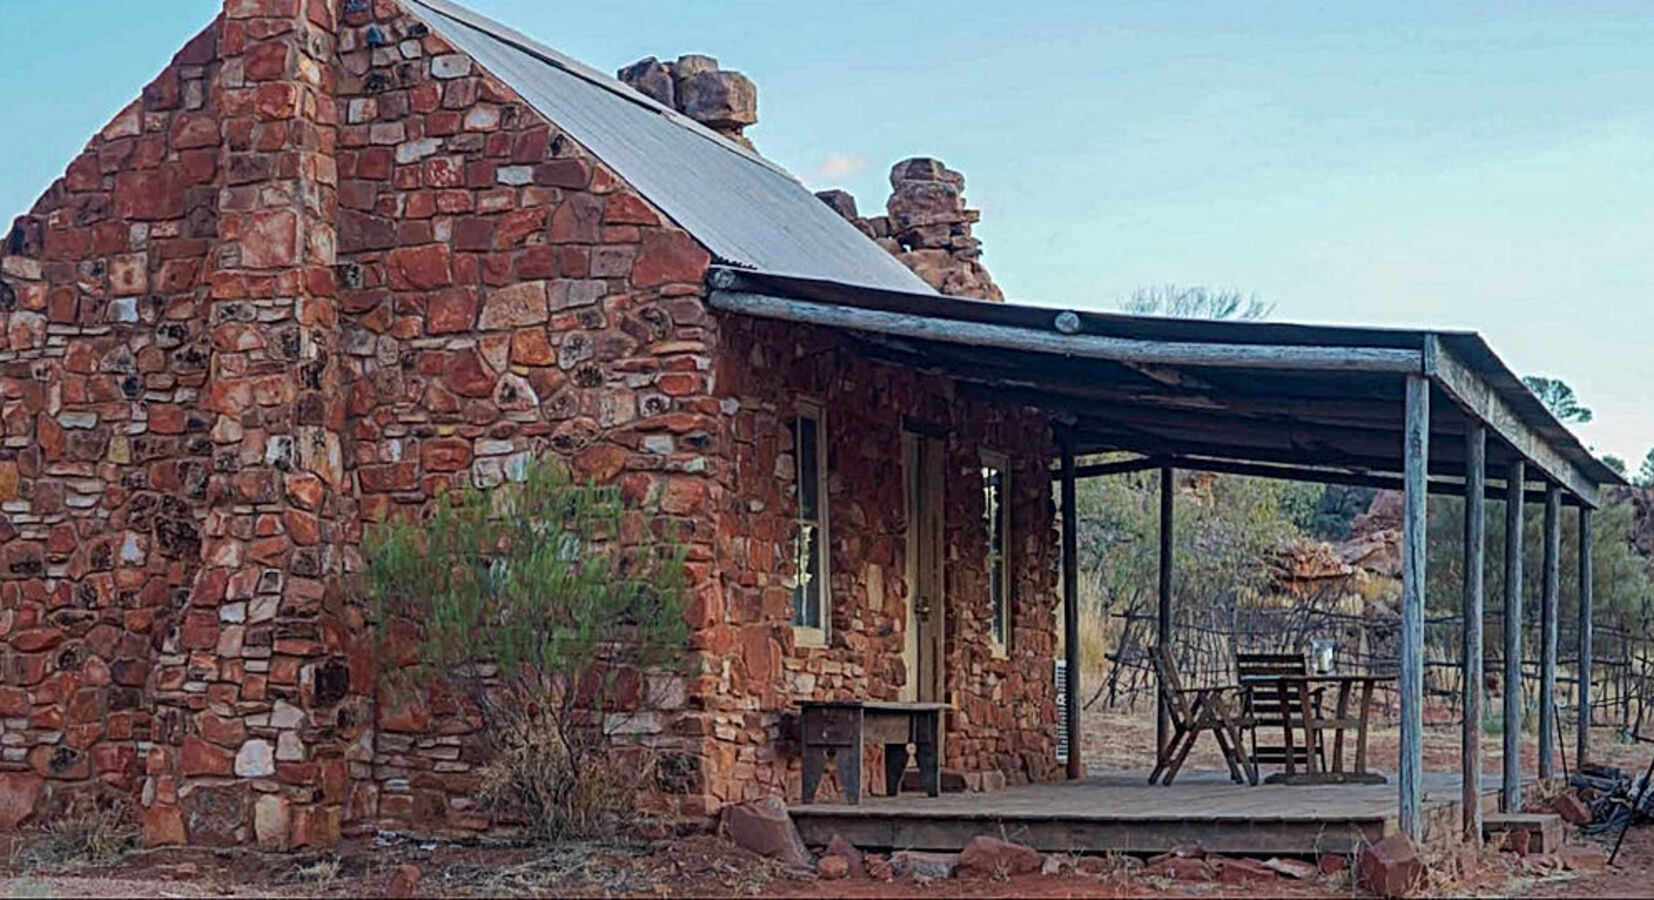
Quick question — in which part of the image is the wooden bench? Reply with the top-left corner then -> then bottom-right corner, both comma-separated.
799,701 -> 946,805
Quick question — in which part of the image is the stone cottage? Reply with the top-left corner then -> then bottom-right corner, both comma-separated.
0,0 -> 1061,847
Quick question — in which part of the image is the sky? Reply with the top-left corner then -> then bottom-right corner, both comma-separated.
3,1 -> 1650,467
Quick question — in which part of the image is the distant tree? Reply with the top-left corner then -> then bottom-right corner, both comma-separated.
1638,449 -> 1654,488
1122,285 -> 1272,321
1300,484 -> 1379,542
1602,454 -> 1628,477
1522,376 -> 1593,424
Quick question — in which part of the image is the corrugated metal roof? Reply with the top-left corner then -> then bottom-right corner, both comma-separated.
401,0 -> 933,294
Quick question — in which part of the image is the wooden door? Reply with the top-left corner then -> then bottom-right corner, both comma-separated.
904,432 -> 946,704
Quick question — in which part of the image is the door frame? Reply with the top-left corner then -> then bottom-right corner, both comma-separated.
902,427 -> 947,704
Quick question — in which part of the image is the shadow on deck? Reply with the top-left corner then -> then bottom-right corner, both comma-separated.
791,769 -> 1514,856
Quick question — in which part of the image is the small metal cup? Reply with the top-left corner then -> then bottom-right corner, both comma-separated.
1310,638 -> 1337,675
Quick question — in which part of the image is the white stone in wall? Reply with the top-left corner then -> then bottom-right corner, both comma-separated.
235,739 -> 275,777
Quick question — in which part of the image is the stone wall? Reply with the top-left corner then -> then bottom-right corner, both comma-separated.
0,18 -> 224,836
327,2 -> 721,833
0,0 -> 1058,846
700,314 -> 1059,806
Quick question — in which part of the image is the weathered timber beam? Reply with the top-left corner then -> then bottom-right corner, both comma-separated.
1540,486 -> 1562,779
962,381 -> 1434,435
1068,411 -> 1471,470
1577,507 -> 1594,766
1157,466 -> 1174,756
1462,422 -> 1486,844
1069,456 -> 1170,479
1503,460 -> 1526,813
709,290 -> 1426,373
1060,435 -> 1082,780
1399,375 -> 1428,840
1426,338 -> 1601,507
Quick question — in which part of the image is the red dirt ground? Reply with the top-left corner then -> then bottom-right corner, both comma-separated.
2,709 -> 1647,898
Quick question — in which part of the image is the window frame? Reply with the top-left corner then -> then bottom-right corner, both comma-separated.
789,400 -> 830,647
981,450 -> 1011,657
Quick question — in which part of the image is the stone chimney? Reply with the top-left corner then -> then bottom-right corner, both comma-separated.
818,158 -> 1003,301
618,55 -> 758,149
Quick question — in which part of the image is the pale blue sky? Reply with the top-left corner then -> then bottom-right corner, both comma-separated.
4,1 -> 1649,465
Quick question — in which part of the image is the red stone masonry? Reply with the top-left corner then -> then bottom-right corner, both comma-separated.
0,0 -> 1060,847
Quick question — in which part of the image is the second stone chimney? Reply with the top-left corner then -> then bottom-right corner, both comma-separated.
618,55 -> 758,149
818,158 -> 1003,301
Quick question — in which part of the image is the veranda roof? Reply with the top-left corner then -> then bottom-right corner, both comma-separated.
707,266 -> 1622,506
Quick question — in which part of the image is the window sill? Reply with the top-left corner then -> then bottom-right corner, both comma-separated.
792,625 -> 829,649
990,641 -> 1009,660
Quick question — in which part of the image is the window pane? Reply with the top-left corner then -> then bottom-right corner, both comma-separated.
983,466 -> 1004,555
793,522 -> 821,628
990,558 -> 1006,645
796,416 -> 819,521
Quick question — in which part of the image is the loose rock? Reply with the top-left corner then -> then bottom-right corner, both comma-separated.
958,835 -> 1042,877
817,855 -> 850,880
1216,857 -> 1279,885
1358,834 -> 1425,898
889,850 -> 959,881
824,833 -> 865,878
719,796 -> 812,869
386,864 -> 421,899
1262,856 -> 1319,879
1553,793 -> 1592,826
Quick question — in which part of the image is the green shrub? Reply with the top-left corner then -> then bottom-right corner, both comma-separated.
362,456 -> 689,842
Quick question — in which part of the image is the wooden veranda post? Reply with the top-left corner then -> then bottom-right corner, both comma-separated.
1157,465 -> 1174,754
1577,507 -> 1594,766
1399,375 -> 1429,839
1061,436 -> 1082,780
1462,422 -> 1486,843
1503,460 -> 1526,813
1540,486 -> 1561,779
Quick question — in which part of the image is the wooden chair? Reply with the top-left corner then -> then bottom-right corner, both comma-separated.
1235,652 -> 1325,776
1149,646 -> 1258,786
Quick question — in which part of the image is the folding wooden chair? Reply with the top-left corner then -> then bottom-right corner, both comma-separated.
1236,652 -> 1325,776
1149,646 -> 1258,786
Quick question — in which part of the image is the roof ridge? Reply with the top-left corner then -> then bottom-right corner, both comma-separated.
401,0 -> 796,181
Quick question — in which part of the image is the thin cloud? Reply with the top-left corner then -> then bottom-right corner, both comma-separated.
813,151 -> 868,182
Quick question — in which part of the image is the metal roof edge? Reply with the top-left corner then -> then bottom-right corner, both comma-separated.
401,0 -> 795,180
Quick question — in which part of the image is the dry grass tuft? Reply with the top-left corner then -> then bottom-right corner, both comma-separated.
18,799 -> 139,870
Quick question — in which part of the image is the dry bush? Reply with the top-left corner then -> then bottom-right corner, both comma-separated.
22,798 -> 138,868
472,702 -> 664,842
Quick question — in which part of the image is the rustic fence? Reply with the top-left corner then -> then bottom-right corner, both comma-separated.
1091,587 -> 1654,738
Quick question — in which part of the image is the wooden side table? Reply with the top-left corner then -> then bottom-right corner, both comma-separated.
799,701 -> 947,804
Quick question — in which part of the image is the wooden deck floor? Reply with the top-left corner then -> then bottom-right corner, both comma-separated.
791,769 -> 1512,856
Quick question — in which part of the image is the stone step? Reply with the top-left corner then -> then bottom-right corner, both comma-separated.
1484,812 -> 1565,853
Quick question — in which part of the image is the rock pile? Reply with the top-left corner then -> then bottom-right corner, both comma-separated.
618,55 -> 758,148
818,158 -> 1004,301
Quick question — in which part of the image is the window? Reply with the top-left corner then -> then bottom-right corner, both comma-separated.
791,406 -> 828,641
982,454 -> 1010,653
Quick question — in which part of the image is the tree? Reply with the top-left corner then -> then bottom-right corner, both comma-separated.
1638,449 -> 1654,488
361,456 -> 688,841
1522,376 -> 1593,424
1122,285 -> 1272,321
1602,455 -> 1627,478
